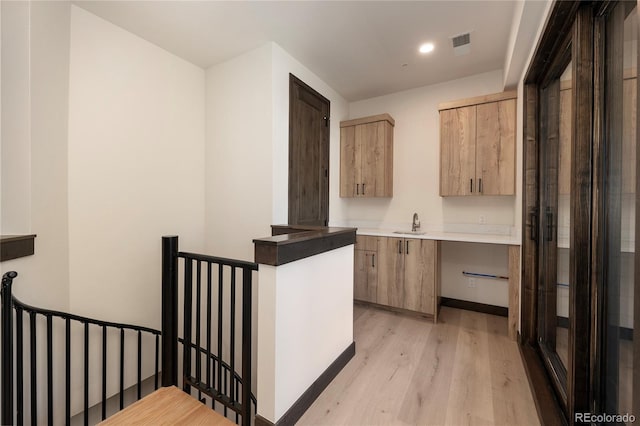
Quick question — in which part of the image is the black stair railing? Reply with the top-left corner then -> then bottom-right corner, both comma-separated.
1,271 -> 161,426
161,236 -> 258,426
1,236 -> 257,426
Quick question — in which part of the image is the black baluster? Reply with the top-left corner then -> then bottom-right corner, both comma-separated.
224,369 -> 228,416
30,312 -> 37,425
47,315 -> 53,426
137,330 -> 142,400
16,307 -> 24,425
217,265 -> 224,414
183,258 -> 193,393
102,325 -> 107,420
154,333 -> 159,390
65,318 -> 70,425
195,260 -> 202,401
119,329 -> 124,410
84,322 -> 89,426
206,262 -> 213,406
241,267 -> 253,426
230,267 -> 236,405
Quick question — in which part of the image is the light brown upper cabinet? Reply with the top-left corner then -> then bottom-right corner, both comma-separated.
340,114 -> 394,198
439,91 -> 517,196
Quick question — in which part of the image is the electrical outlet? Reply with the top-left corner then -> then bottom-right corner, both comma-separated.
467,277 -> 477,288
478,215 -> 486,224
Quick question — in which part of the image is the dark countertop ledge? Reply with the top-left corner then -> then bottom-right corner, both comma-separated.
253,225 -> 356,266
1,234 -> 37,262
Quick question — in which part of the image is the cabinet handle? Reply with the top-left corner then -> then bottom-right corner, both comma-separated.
406,240 -> 409,254
362,183 -> 366,195
398,240 -> 402,254
356,184 -> 360,195
371,254 -> 375,268
529,208 -> 538,242
546,208 -> 553,242
470,178 -> 473,193
479,178 -> 483,193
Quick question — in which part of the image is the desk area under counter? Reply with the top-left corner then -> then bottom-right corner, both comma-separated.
354,228 -> 521,340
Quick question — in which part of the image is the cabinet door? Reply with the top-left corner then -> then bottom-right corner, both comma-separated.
358,122 -> 384,197
340,126 -> 359,197
475,99 -> 516,195
377,237 -> 404,308
354,250 -> 377,302
403,239 -> 436,315
440,106 -> 476,196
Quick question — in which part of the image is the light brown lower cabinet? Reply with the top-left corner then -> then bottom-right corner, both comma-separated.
355,235 -> 438,320
354,249 -> 377,302
354,235 -> 379,303
403,239 -> 437,315
377,237 -> 405,309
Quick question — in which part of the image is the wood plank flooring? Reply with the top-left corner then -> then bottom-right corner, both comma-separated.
298,305 -> 539,426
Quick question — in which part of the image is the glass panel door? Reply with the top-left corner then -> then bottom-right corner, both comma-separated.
602,1 -> 637,420
538,56 -> 573,407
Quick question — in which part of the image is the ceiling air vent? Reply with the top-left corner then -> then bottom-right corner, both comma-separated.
451,32 -> 471,56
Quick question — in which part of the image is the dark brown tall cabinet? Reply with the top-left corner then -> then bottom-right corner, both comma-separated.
521,2 -> 639,425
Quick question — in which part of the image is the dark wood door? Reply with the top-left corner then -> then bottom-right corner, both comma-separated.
288,74 -> 330,226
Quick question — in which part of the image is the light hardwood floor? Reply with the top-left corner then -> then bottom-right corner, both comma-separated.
298,305 -> 540,426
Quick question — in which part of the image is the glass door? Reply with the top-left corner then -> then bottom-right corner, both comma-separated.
522,2 -> 640,423
538,56 -> 573,410
600,1 -> 637,420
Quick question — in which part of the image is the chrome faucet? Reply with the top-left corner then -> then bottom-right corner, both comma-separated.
412,213 -> 420,232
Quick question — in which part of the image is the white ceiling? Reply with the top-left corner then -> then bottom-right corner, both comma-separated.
74,1 -> 526,101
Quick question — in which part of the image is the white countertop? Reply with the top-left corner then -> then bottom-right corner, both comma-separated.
356,227 -> 521,246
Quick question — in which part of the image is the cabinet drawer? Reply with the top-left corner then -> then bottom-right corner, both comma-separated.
355,235 -> 378,251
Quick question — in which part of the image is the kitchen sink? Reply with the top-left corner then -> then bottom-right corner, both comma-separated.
393,230 -> 426,235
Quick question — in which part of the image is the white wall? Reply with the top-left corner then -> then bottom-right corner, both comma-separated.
441,241 -> 509,307
0,0 -> 71,311
204,42 -> 349,260
205,44 -> 273,261
1,0 -> 31,235
67,5 -> 206,328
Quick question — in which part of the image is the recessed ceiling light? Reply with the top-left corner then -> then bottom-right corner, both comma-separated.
419,43 -> 435,54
